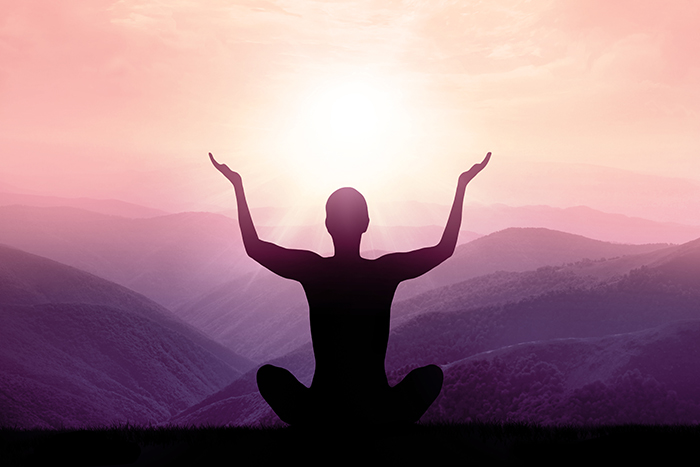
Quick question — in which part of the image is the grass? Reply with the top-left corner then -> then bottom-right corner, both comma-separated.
3,422 -> 700,466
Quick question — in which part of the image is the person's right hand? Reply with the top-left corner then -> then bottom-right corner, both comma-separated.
209,152 -> 242,185
459,152 -> 491,186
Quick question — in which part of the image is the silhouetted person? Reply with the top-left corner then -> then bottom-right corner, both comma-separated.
210,151 -> 491,426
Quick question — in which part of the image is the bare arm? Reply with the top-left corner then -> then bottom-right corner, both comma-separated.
379,152 -> 491,280
209,153 -> 320,280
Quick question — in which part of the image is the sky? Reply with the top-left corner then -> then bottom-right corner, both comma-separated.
1,0 -> 699,222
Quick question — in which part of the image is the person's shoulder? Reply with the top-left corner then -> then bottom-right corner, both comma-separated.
369,252 -> 406,272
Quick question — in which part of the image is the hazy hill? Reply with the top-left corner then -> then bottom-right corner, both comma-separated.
391,239 -> 688,327
168,344 -> 315,427
0,205 -> 476,310
386,274 -> 700,371
0,201 -> 691,313
0,192 -> 170,218
233,200 -> 700,244
393,238 -> 700,378
174,270 -> 311,363
385,234 -> 700,373
390,268 -> 602,328
645,237 -> 700,289
460,204 -> 700,245
0,245 -> 254,429
423,320 -> 700,425
0,202 -> 680,313
232,196 -> 700,243
0,206 -> 254,309
487,161 -> 700,228
394,227 -> 667,301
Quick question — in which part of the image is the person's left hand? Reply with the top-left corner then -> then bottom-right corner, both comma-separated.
459,152 -> 491,185
209,152 -> 242,185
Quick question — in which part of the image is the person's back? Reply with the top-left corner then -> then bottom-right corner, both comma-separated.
304,257 -> 395,390
302,257 -> 398,422
210,152 -> 491,425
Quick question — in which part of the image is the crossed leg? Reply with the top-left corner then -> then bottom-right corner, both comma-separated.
389,364 -> 444,423
256,364 -> 443,426
256,364 -> 311,425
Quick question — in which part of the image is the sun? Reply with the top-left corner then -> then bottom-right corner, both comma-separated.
281,78 -> 414,196
329,87 -> 380,140
311,81 -> 387,147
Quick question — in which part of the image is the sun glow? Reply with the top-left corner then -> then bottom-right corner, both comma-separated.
280,78 -> 416,196
329,89 -> 379,140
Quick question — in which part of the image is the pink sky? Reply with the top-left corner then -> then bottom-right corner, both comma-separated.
1,1 -> 699,223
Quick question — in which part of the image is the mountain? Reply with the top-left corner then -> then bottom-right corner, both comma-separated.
0,200 -> 687,370
168,344 -> 314,427
459,203 -> 700,245
170,235 -> 700,426
172,228 -> 666,363
0,202 -> 683,313
645,237 -> 700,289
0,245 -> 254,429
390,268 -> 602,329
0,192 -> 170,218
0,206 -> 255,309
385,272 -> 700,371
395,227 -> 668,300
422,320 -> 700,425
481,161 -> 700,228
241,200 -> 700,245
174,270 -> 311,363
0,205 -> 477,310
390,239 -> 692,327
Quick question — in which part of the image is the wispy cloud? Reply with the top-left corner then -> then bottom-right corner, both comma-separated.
0,0 -> 698,211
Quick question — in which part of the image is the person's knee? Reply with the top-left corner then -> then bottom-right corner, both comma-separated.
257,364 -> 305,395
413,364 -> 443,383
256,364 -> 276,380
410,364 -> 443,402
423,364 -> 443,386
256,365 -> 309,425
256,364 -> 284,393
256,364 -> 273,384
390,365 -> 444,423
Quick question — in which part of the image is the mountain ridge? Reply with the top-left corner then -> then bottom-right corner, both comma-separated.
169,233 -> 700,426
0,245 -> 254,428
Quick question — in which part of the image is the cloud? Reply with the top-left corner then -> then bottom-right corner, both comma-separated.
0,0 -> 698,204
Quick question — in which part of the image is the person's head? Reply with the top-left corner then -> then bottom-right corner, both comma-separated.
325,187 -> 369,240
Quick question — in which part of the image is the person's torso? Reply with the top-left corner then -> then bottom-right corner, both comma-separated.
300,257 -> 399,392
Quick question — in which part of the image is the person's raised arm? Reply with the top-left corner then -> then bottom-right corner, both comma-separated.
436,151 -> 491,259
209,153 -> 320,280
378,152 -> 491,280
209,153 -> 258,249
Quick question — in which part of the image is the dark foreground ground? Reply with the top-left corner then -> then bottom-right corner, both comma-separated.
2,422 -> 699,466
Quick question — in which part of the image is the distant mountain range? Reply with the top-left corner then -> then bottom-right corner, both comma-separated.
3,192 -> 700,428
0,206 -> 254,309
394,227 -> 669,301
0,205 -> 477,310
174,270 -> 311,363
459,204 -> 700,245
0,245 -> 253,429
1,195 -> 698,313
223,200 -> 700,245
490,161 -> 700,227
0,192 -> 170,218
172,228 -> 670,363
